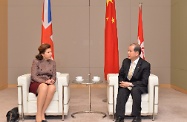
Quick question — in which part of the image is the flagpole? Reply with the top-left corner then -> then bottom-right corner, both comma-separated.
88,0 -> 91,80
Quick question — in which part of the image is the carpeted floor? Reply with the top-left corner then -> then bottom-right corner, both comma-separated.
1,86 -> 187,122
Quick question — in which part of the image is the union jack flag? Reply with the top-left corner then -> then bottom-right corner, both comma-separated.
41,0 -> 54,59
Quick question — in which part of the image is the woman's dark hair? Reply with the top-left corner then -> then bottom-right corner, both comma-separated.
35,43 -> 51,60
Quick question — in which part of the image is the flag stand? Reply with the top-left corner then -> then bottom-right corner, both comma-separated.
87,0 -> 108,103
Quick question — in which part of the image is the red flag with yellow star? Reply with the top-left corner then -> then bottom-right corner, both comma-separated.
104,0 -> 119,80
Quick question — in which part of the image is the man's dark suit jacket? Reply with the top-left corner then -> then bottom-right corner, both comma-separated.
118,57 -> 150,93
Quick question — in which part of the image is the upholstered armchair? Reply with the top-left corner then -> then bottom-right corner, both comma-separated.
107,74 -> 159,120
17,72 -> 70,121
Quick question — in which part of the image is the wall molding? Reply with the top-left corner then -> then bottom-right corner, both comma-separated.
158,84 -> 187,94
8,84 -> 17,88
0,85 -> 8,90
170,84 -> 187,94
159,84 -> 171,88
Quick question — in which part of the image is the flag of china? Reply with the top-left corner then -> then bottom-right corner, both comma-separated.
104,0 -> 119,80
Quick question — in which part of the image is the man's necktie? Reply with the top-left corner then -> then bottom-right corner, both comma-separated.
127,62 -> 135,80
127,62 -> 135,90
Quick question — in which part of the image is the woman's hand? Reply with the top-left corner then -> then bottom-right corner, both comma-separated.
45,79 -> 52,84
50,79 -> 55,84
45,79 -> 55,84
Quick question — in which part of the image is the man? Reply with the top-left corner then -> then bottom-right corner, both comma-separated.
115,43 -> 150,122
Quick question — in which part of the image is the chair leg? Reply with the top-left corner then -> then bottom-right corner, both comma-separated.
113,113 -> 116,121
62,115 -> 64,121
152,87 -> 155,121
152,114 -> 154,121
18,108 -> 24,121
113,85 -> 115,121
21,103 -> 24,121
18,85 -> 24,121
20,114 -> 24,121
62,86 -> 64,121
152,85 -> 159,121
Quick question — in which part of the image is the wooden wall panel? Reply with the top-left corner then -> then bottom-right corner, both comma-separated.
0,0 -> 8,90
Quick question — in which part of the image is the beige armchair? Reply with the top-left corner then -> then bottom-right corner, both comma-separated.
17,72 -> 70,121
107,73 -> 159,120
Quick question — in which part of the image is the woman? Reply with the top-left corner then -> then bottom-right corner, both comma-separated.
29,44 -> 56,122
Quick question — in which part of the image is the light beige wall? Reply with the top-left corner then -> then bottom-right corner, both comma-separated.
0,0 -> 8,89
8,0 -> 171,84
171,0 -> 187,90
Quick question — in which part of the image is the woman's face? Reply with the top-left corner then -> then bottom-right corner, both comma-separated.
42,48 -> 52,60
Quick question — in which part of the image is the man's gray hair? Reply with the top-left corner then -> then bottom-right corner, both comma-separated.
130,43 -> 141,55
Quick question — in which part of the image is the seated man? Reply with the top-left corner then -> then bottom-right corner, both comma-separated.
115,43 -> 150,122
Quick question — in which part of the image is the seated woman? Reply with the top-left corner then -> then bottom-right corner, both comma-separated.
29,43 -> 56,122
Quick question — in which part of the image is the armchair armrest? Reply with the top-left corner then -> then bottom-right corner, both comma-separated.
17,74 -> 31,114
107,73 -> 119,115
148,74 -> 159,114
56,73 -> 70,113
57,73 -> 69,86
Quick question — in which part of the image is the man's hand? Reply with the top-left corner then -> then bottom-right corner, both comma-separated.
119,81 -> 132,88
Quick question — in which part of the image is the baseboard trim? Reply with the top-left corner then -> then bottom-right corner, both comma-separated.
159,84 -> 171,88
0,85 -> 8,90
8,84 -> 17,88
170,84 -> 187,94
159,84 -> 187,94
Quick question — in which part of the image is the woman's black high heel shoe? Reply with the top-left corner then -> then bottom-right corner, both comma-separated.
42,120 -> 48,122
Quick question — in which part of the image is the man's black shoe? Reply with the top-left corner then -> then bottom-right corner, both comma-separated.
132,116 -> 141,122
115,116 -> 124,122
